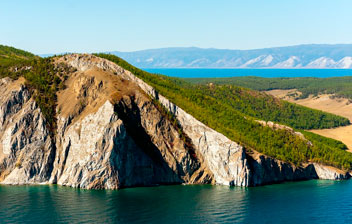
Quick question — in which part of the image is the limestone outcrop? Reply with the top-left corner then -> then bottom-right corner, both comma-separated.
0,78 -> 54,184
313,163 -> 350,180
47,58 -> 212,189
0,54 -> 349,189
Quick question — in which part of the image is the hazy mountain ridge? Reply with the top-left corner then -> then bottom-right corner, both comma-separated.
108,44 -> 352,68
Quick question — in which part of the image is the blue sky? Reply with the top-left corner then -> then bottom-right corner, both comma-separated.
1,0 -> 351,54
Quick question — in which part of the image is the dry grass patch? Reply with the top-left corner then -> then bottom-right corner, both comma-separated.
266,89 -> 352,151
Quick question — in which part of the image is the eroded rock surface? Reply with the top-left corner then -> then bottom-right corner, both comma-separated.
0,78 -> 54,184
48,58 -> 212,189
313,163 -> 350,180
57,54 -> 252,186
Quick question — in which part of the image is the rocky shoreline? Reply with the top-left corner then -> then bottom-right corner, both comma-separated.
0,54 -> 349,189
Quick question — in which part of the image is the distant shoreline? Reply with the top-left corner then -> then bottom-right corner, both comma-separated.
144,68 -> 352,78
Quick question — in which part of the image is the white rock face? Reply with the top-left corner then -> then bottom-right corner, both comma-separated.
306,57 -> 336,68
273,56 -> 302,68
152,93 -> 250,186
0,78 -> 54,184
336,57 -> 352,69
89,55 -> 250,185
241,55 -> 275,68
156,94 -> 250,186
313,163 -> 349,180
50,101 -> 122,189
46,57 -> 211,189
50,97 -> 203,189
188,58 -> 211,67
60,54 -> 251,186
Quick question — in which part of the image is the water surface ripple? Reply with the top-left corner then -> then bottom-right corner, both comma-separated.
1,180 -> 352,223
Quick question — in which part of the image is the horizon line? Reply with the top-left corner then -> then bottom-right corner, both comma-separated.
36,43 -> 352,56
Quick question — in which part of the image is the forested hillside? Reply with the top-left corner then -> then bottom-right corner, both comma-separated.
186,76 -> 352,99
96,54 -> 352,170
0,45 -> 37,65
194,85 -> 349,129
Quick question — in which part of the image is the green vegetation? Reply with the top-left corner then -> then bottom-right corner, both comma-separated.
301,131 -> 347,151
185,76 -> 352,99
22,59 -> 74,132
196,84 -> 349,129
300,131 -> 351,169
0,53 -> 74,132
95,53 -> 352,170
0,45 -> 37,66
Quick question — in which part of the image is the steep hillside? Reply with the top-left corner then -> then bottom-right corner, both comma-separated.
109,44 -> 352,68
0,45 -> 37,66
0,51 -> 351,189
97,54 -> 352,169
188,84 -> 349,130
0,55 -> 215,188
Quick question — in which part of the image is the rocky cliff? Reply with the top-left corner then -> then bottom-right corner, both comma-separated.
0,54 -> 349,189
0,77 -> 54,184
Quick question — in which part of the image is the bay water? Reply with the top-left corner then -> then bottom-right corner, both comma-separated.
1,180 -> 352,223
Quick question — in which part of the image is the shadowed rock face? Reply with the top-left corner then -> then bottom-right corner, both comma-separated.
246,152 -> 350,186
247,152 -> 317,186
0,54 -> 349,189
49,92 -> 211,189
47,56 -> 213,189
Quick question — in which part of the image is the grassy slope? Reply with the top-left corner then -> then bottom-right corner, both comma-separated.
96,54 -> 352,170
0,45 -> 37,66
185,76 -> 352,99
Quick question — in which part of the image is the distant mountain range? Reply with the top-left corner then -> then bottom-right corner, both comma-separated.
106,44 -> 352,69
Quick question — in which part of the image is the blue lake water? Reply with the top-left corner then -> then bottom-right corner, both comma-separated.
145,68 -> 352,78
1,180 -> 352,223
2,68 -> 352,224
